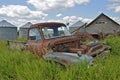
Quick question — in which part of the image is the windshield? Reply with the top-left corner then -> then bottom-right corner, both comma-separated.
42,25 -> 71,39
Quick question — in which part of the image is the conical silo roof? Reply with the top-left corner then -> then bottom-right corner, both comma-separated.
0,20 -> 16,27
20,22 -> 32,28
69,20 -> 84,28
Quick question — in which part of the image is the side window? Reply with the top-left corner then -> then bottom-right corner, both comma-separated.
29,28 -> 41,40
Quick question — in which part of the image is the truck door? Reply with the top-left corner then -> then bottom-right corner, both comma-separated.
26,28 -> 44,56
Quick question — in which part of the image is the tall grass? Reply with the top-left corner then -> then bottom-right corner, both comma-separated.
0,36 -> 120,80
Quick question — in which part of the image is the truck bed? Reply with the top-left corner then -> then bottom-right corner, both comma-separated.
7,40 -> 26,50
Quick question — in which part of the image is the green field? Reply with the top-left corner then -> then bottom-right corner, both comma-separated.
0,36 -> 120,80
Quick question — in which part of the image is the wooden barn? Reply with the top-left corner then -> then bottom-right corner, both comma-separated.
85,13 -> 120,39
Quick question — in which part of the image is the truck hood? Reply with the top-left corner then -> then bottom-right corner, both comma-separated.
48,36 -> 79,45
44,36 -> 80,52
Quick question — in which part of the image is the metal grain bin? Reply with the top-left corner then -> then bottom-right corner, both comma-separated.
19,22 -> 32,38
0,20 -> 17,40
69,20 -> 84,32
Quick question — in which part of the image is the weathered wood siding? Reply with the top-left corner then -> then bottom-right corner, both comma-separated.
86,14 -> 120,34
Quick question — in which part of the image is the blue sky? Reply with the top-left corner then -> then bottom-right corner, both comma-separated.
0,0 -> 120,27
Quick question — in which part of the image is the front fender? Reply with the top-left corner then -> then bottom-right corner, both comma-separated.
44,52 -> 93,67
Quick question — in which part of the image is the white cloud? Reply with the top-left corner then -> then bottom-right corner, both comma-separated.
0,5 -> 48,19
108,4 -> 120,13
0,5 -> 48,26
82,18 -> 92,23
109,0 -> 120,2
63,16 -> 80,24
111,16 -> 120,24
46,16 -> 92,26
63,16 -> 92,24
0,2 -> 93,27
0,5 -> 30,17
56,13 -> 62,17
27,0 -> 90,11
108,0 -> 120,13
0,12 -> 93,28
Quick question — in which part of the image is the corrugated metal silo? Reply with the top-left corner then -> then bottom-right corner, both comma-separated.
19,22 -> 32,38
69,20 -> 84,32
0,20 -> 17,40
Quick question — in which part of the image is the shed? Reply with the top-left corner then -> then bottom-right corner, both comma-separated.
0,20 -> 17,40
69,20 -> 84,32
86,13 -> 120,35
19,22 -> 32,38
71,23 -> 87,34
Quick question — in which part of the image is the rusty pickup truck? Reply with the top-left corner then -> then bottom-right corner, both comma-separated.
8,22 -> 111,66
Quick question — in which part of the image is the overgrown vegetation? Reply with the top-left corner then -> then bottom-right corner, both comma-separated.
0,36 -> 120,80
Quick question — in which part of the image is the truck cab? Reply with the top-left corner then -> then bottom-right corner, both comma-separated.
26,22 -> 79,57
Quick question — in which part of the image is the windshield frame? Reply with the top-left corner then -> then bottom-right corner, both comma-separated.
42,25 -> 72,39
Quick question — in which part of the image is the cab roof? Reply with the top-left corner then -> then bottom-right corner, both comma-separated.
30,22 -> 66,29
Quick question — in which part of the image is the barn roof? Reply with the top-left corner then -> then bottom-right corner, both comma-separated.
20,22 -> 32,28
0,20 -> 16,27
86,13 -> 120,28
69,20 -> 84,28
